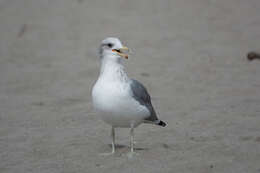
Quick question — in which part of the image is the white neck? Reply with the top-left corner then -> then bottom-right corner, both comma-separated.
99,56 -> 129,82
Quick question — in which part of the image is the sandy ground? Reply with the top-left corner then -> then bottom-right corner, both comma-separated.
1,0 -> 260,172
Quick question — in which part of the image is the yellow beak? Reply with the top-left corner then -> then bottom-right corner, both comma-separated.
119,46 -> 129,52
112,46 -> 129,59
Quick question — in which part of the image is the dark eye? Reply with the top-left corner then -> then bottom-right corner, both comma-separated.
107,43 -> 113,48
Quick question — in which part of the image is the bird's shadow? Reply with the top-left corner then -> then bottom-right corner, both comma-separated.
108,144 -> 149,151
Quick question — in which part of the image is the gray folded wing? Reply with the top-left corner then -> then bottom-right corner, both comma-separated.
129,79 -> 158,122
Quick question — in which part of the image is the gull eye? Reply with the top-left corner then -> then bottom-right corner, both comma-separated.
107,43 -> 113,48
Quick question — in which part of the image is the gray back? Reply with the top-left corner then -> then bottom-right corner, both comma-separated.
130,79 -> 158,122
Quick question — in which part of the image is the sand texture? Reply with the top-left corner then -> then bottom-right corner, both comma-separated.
1,0 -> 260,172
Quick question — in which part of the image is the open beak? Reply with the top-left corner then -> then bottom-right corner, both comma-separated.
112,46 -> 129,59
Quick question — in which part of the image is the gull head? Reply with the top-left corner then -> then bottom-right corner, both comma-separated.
99,37 -> 129,61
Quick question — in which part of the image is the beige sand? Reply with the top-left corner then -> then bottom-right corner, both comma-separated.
1,0 -> 260,172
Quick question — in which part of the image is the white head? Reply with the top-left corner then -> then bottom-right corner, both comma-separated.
99,37 -> 129,62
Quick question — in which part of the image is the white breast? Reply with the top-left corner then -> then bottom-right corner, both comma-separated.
92,79 -> 150,127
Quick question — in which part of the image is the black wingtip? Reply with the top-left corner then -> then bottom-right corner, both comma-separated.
158,120 -> 167,127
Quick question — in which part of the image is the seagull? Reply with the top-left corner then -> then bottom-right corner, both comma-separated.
92,37 -> 166,156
